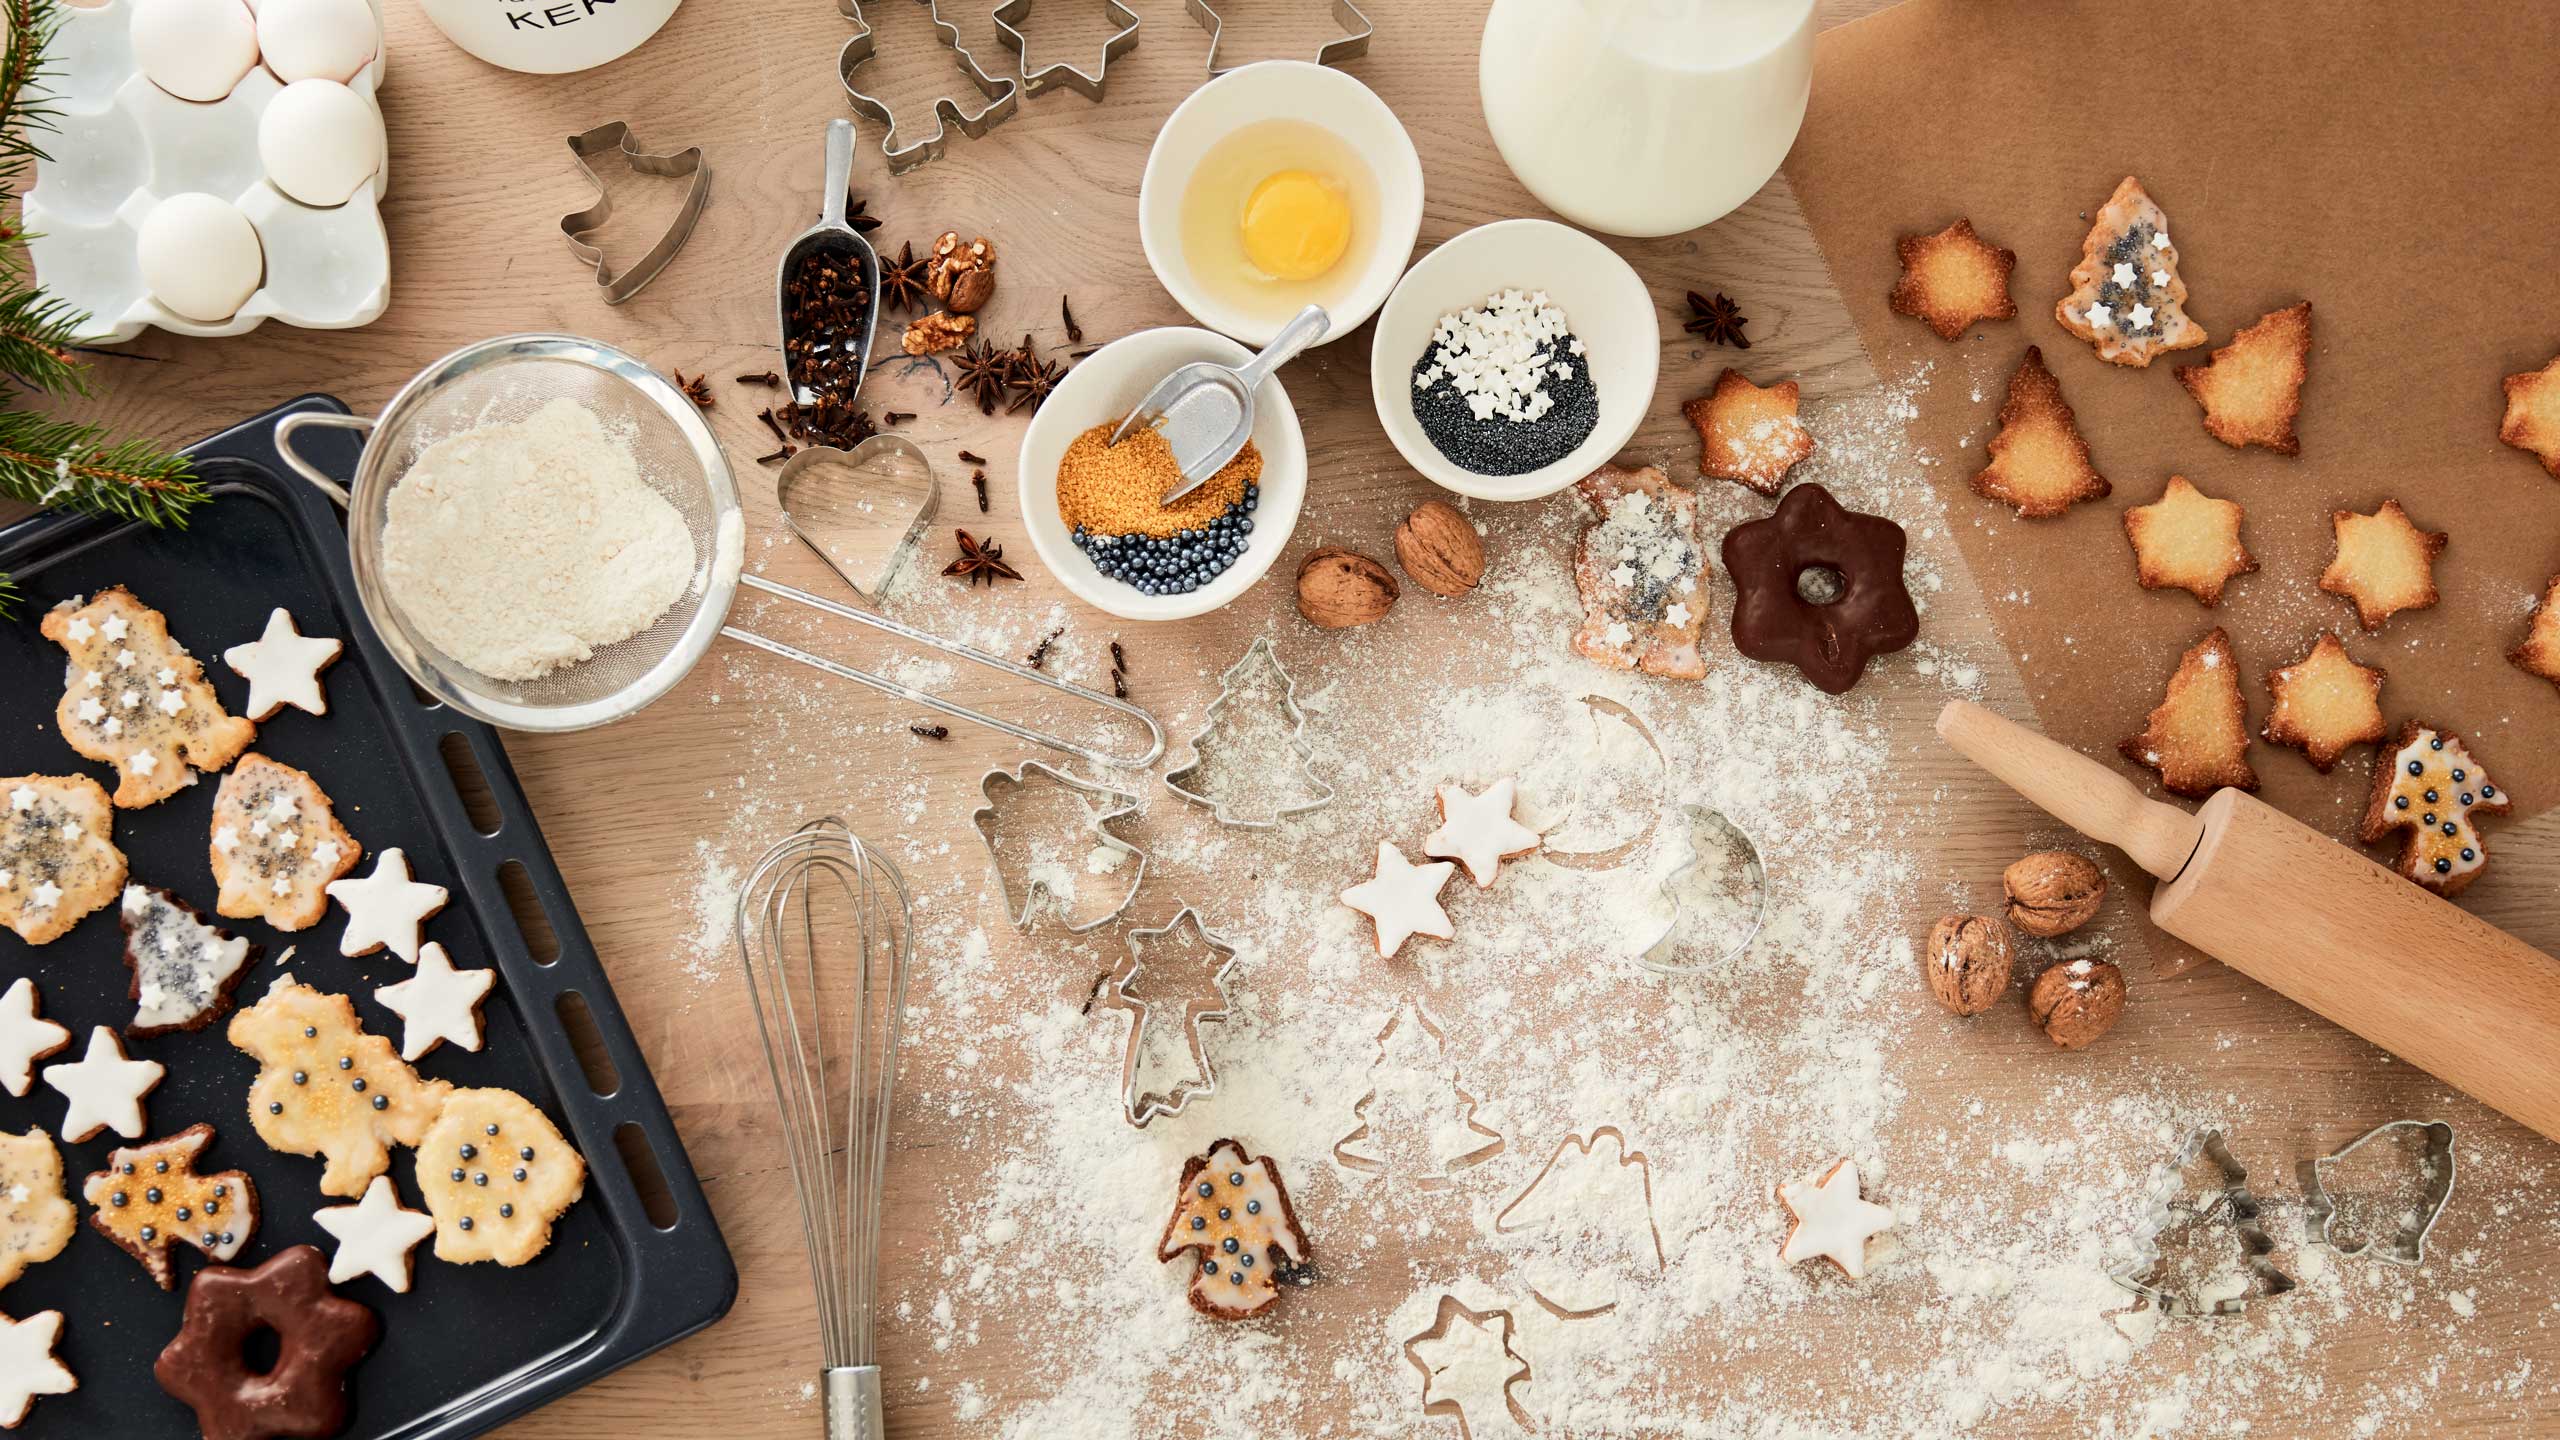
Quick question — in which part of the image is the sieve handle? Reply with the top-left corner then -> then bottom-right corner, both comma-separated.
274,411 -> 373,508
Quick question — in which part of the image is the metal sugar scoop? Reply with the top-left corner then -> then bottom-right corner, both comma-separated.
779,118 -> 881,402
1112,303 -> 1328,502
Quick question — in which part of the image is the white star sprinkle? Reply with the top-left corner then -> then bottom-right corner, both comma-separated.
2129,303 -> 2155,328
2085,304 -> 2111,329
2111,261 -> 2136,287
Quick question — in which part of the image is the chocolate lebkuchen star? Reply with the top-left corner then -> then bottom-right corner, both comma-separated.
1720,484 -> 1920,694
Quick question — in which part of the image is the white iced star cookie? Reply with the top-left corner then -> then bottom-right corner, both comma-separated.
222,607 -> 343,721
373,942 -> 495,1062
325,848 -> 448,964
40,1027 -> 164,1142
0,983 -> 69,1099
1341,842 -> 1455,959
0,1309 -> 74,1427
1421,777 -> 1542,888
313,1175 -> 437,1293
1777,1158 -> 1895,1279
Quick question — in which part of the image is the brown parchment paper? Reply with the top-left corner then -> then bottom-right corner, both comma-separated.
1782,0 -> 2560,862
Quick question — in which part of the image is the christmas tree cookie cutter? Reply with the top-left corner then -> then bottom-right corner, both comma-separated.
1163,636 -> 1334,829
559,121 -> 711,305
2299,1119 -> 2457,1268
2110,1127 -> 2296,1319
1090,907 -> 1237,1127
837,0 -> 1021,174
991,0 -> 1141,101
1184,0 -> 1371,75
970,759 -> 1147,933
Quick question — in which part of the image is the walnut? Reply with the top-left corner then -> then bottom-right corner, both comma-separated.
2028,958 -> 2125,1049
1394,500 -> 1485,598
1296,548 -> 1397,628
900,311 -> 975,355
2003,851 -> 2107,937
1923,915 -> 2014,1016
928,231 -> 995,306
947,266 -> 996,314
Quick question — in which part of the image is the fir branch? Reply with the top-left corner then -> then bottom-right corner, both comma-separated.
0,0 -> 63,187
0,571 -> 16,621
0,404 -> 205,526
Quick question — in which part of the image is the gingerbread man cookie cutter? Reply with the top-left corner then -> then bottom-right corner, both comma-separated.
836,0 -> 1021,174
1183,0 -> 1372,74
970,759 -> 1148,933
1090,907 -> 1238,1127
1162,637 -> 1335,830
2299,1119 -> 2456,1268
991,0 -> 1141,100
558,122 -> 711,306
2110,1127 -> 2296,1319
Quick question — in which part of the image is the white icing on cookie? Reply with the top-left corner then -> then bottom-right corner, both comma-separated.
223,608 -> 343,720
326,848 -> 449,964
40,1027 -> 163,1142
1777,1158 -> 1895,1279
1340,842 -> 1456,959
313,1175 -> 437,1293
1421,777 -> 1542,888
119,886 -> 255,1034
0,983 -> 68,1099
373,942 -> 495,1062
0,1309 -> 73,1426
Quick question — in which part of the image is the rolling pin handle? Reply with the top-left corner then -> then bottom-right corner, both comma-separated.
1933,701 -> 2203,880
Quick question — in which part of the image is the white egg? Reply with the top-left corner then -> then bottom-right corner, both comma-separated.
136,192 -> 265,323
257,79 -> 382,205
255,0 -> 379,83
129,0 -> 260,102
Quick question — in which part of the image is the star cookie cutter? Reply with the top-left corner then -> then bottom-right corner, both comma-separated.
1184,0 -> 1372,74
1162,636 -> 1335,830
1637,802 -> 1767,976
2110,1127 -> 2296,1319
559,122 -> 711,305
970,759 -> 1147,933
992,0 -> 1141,100
837,0 -> 1021,174
2300,1119 -> 2456,1268
1089,907 -> 1237,1126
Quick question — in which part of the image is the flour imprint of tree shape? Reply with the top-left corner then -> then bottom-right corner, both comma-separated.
1494,1127 -> 1665,1317
1333,1003 -> 1504,1188
1403,1294 -> 1533,1440
1090,908 -> 1238,1126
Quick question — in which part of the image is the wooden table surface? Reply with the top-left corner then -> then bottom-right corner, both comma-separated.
46,0 -> 2560,1435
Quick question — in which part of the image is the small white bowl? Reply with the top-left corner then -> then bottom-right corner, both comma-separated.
1369,218 -> 1660,502
1138,60 -> 1423,348
1017,327 -> 1306,622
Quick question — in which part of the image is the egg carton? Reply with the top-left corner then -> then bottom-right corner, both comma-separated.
23,0 -> 391,342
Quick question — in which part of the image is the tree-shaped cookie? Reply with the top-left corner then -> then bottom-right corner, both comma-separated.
81,1124 -> 257,1289
2177,301 -> 2312,454
2119,628 -> 2258,798
2055,175 -> 2206,367
2360,723 -> 2511,897
1162,638 -> 1332,827
227,974 -> 451,1198
1972,347 -> 2109,518
1334,1004 -> 1504,1188
1156,1138 -> 1309,1320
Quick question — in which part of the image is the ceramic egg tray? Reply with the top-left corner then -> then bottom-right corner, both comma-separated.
24,0 -> 391,342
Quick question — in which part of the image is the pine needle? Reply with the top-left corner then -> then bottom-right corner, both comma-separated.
0,571 -> 16,621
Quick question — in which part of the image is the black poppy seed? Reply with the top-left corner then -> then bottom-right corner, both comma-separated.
1410,325 -> 1600,477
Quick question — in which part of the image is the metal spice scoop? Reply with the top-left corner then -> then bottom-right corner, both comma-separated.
1112,303 -> 1328,502
779,119 -> 880,403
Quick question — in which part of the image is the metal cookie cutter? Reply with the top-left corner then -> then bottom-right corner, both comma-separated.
1638,802 -> 1767,976
2110,1127 -> 2297,1319
1163,636 -> 1335,829
1090,907 -> 1237,1126
2301,1119 -> 2457,1268
559,122 -> 711,305
971,759 -> 1147,933
1184,0 -> 1371,74
837,0 -> 1020,174
992,0 -> 1140,100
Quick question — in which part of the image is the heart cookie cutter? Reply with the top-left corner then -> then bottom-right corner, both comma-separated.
1089,907 -> 1237,1127
971,760 -> 1147,933
991,0 -> 1141,100
1183,0 -> 1372,74
2300,1118 -> 2457,1268
2110,1127 -> 2296,1319
837,0 -> 1021,174
774,433 -> 938,604
559,121 -> 711,305
1162,636 -> 1334,829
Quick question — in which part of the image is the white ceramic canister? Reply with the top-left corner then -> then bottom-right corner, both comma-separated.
1478,0 -> 1816,238
413,0 -> 681,73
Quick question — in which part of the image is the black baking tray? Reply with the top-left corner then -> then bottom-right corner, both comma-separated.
0,397 -> 735,1437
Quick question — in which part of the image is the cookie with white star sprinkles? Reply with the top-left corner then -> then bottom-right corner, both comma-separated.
0,986 -> 67,1101
0,1309 -> 74,1428
82,1123 -> 258,1290
1777,1157 -> 1896,1280
0,776 -> 126,946
413,1088 -> 586,1267
0,1130 -> 74,1292
228,974 -> 453,1199
325,848 -> 448,964
209,754 -> 361,931
1422,778 -> 1542,888
313,1176 -> 436,1293
221,607 -> 343,721
41,587 -> 256,809
373,942 -> 495,1062
119,885 -> 261,1039
41,1026 -> 164,1142
1570,463 -> 1711,681
2360,723 -> 2511,898
1341,841 -> 1456,959
2054,175 -> 2206,367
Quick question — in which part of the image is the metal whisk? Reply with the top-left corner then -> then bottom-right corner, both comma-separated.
736,818 -> 913,1439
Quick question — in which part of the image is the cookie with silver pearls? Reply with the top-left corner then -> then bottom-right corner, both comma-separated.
80,1123 -> 258,1290
412,1088 -> 585,1267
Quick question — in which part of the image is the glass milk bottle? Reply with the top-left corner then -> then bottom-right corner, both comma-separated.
1479,0 -> 1817,237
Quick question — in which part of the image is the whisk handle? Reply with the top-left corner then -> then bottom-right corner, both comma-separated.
824,1366 -> 884,1439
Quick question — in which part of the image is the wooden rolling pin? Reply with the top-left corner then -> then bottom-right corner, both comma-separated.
1936,700 -> 2560,1142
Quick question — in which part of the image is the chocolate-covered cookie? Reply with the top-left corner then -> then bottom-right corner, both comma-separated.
154,1245 -> 377,1440
1720,484 -> 1919,694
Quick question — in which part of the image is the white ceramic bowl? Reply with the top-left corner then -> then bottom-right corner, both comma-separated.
1369,218 -> 1660,502
1017,328 -> 1306,622
1138,60 -> 1424,348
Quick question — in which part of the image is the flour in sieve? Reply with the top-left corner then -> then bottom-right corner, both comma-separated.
380,397 -> 697,682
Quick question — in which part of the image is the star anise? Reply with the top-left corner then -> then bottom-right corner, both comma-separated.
1008,354 -> 1064,414
846,195 -> 883,234
879,242 -> 931,314
1682,290 -> 1751,349
952,339 -> 1012,415
943,528 -> 1023,587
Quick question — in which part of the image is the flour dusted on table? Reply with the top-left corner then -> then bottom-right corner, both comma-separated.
380,397 -> 695,682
